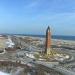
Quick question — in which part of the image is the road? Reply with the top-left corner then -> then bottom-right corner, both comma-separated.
34,61 -> 75,75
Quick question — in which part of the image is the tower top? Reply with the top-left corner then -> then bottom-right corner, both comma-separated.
47,26 -> 50,32
48,26 -> 50,29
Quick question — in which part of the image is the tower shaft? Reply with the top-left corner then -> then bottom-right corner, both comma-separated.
46,30 -> 51,48
45,26 -> 52,55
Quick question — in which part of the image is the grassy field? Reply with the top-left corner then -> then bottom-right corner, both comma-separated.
0,38 -> 7,49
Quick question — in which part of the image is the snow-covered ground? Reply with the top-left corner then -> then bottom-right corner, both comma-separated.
26,53 -> 35,59
0,71 -> 9,75
6,37 -> 15,48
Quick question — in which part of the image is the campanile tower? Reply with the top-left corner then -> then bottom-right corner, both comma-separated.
45,26 -> 52,55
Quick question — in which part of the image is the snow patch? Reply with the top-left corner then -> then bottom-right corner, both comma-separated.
0,71 -> 9,75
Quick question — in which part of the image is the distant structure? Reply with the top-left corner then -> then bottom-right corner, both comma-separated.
45,26 -> 52,55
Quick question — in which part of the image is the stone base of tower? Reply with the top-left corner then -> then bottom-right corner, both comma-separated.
46,48 -> 53,56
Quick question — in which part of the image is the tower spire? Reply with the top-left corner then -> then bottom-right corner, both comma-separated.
48,26 -> 50,30
47,26 -> 50,32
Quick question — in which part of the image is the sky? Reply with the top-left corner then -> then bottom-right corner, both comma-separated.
0,0 -> 75,35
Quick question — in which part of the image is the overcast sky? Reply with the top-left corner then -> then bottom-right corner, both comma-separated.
0,0 -> 75,35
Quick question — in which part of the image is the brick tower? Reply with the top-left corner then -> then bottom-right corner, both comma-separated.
45,26 -> 52,55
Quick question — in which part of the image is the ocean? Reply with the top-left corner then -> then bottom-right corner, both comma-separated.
10,34 -> 75,41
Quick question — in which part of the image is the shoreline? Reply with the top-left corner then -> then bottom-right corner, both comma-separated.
10,34 -> 75,41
